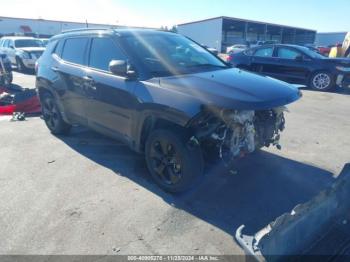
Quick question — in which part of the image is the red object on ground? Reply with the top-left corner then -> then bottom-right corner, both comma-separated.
0,86 -> 42,115
0,104 -> 15,114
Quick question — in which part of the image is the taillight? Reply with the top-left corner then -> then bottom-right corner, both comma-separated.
35,61 -> 39,74
227,55 -> 233,62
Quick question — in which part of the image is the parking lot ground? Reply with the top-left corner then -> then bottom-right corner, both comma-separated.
0,72 -> 349,255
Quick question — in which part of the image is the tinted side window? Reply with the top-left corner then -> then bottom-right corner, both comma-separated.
43,40 -> 58,57
89,37 -> 126,71
62,38 -> 89,65
53,39 -> 64,57
254,47 -> 273,57
277,48 -> 301,59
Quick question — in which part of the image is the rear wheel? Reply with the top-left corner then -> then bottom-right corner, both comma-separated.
145,129 -> 204,193
41,93 -> 71,135
310,71 -> 334,91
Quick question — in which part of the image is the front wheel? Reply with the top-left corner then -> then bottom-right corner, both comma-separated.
0,74 -> 12,86
145,129 -> 204,193
41,93 -> 71,135
310,72 -> 334,91
4,72 -> 13,86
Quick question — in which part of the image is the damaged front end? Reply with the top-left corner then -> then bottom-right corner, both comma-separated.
189,106 -> 287,165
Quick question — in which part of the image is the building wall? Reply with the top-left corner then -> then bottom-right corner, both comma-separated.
0,16 -> 116,37
315,32 -> 347,47
178,18 -> 223,52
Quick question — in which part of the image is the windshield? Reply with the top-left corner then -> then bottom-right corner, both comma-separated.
14,39 -> 43,48
120,33 -> 227,77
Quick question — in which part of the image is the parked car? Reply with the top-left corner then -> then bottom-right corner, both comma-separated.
227,44 -> 350,91
0,36 -> 45,72
36,29 -> 301,192
0,51 -> 13,85
39,38 -> 50,47
226,44 -> 247,54
248,40 -> 278,48
201,45 -> 219,56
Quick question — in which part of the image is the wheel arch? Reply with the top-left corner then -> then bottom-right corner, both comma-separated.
37,85 -> 70,124
136,113 -> 191,153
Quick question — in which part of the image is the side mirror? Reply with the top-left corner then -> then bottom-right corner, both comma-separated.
9,45 -> 14,49
109,60 -> 137,79
109,60 -> 127,76
295,55 -> 303,61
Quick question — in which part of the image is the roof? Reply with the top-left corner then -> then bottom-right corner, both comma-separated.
249,44 -> 312,50
0,36 -> 36,40
0,16 -> 155,30
51,28 -> 174,40
178,16 -> 316,32
316,32 -> 348,35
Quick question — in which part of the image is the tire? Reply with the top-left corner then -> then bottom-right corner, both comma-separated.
41,93 -> 71,135
309,71 -> 335,91
16,57 -> 26,72
145,129 -> 204,193
4,72 -> 13,86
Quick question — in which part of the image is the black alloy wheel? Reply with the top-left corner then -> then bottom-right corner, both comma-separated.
149,138 -> 183,186
145,129 -> 204,193
42,93 -> 71,135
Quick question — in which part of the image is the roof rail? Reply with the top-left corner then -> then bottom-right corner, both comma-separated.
61,28 -> 113,34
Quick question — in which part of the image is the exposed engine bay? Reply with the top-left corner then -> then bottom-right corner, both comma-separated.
190,107 -> 287,165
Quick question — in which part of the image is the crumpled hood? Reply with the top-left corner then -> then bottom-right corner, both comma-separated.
17,47 -> 45,53
159,68 -> 301,110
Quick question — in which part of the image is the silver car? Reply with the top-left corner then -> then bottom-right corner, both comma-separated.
0,37 -> 45,72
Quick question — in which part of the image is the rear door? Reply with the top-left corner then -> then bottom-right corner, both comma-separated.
273,46 -> 312,84
250,46 -> 279,77
84,36 -> 137,142
53,37 -> 90,125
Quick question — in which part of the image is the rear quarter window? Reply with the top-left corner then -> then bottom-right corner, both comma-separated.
61,37 -> 89,65
53,39 -> 65,57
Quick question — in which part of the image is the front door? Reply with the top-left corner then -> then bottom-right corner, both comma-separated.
83,36 -> 138,143
272,47 -> 312,84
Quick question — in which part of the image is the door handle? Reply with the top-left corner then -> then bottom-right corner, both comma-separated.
83,76 -> 97,91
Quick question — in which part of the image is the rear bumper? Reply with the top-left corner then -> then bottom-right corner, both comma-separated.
22,58 -> 37,69
336,74 -> 350,88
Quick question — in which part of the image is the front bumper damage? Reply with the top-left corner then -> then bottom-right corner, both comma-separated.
190,107 -> 287,165
235,163 -> 350,260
